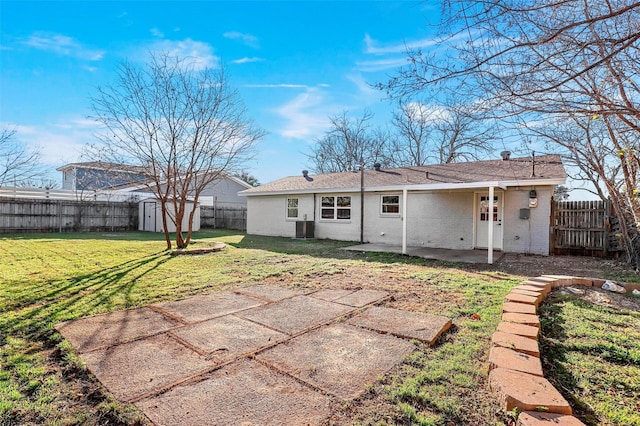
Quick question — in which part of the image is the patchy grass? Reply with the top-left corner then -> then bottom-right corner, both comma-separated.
539,291 -> 640,426
0,230 -> 636,425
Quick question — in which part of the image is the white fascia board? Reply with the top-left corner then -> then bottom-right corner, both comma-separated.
240,178 -> 566,197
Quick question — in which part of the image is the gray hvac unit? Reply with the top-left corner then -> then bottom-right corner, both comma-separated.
295,221 -> 315,238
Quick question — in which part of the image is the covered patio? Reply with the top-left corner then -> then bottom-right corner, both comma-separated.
342,243 -> 506,264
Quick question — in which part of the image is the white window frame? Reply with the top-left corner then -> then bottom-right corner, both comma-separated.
286,197 -> 299,220
320,195 -> 351,221
380,194 -> 401,216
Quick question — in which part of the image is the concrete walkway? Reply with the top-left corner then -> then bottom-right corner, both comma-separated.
342,243 -> 505,263
55,285 -> 452,426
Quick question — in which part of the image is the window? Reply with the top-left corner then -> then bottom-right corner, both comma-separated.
321,196 -> 351,220
480,196 -> 498,221
381,195 -> 400,214
287,198 -> 298,219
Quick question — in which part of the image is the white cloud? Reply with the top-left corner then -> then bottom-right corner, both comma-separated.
346,74 -> 381,102
275,88 -> 335,140
150,28 -> 164,38
223,31 -> 259,49
355,57 -> 409,72
149,39 -> 218,70
364,33 -> 443,55
232,56 -> 264,64
23,32 -> 105,61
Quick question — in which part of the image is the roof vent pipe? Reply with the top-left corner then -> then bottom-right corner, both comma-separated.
530,151 -> 537,177
500,151 -> 511,161
302,170 -> 309,177
373,162 -> 381,171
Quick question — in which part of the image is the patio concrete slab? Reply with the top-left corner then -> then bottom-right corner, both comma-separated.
152,291 -> 264,323
54,307 -> 179,353
136,359 -> 332,426
310,288 -> 356,301
234,284 -> 306,302
348,306 -> 452,346
257,323 -> 415,400
81,334 -> 212,402
170,314 -> 287,362
342,243 -> 504,264
238,295 -> 353,335
333,289 -> 390,307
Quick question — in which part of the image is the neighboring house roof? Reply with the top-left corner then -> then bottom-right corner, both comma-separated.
56,161 -> 151,175
240,154 -> 567,196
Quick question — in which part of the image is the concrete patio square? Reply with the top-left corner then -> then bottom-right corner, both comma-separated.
170,314 -> 287,362
348,306 -> 452,346
332,289 -> 390,307
151,291 -> 264,323
234,284 -> 306,301
310,288 -> 356,301
54,307 -> 180,353
237,295 -> 353,335
257,323 -> 415,399
81,334 -> 212,402
136,359 -> 333,426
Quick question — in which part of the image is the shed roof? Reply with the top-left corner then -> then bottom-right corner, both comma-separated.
241,154 -> 566,196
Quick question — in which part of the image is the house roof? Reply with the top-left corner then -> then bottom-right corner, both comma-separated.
240,154 -> 567,196
56,161 -> 151,175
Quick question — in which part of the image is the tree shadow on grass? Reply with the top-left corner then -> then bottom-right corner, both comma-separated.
0,252 -> 172,345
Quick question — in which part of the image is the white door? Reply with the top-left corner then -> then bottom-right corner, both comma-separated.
476,193 -> 503,250
143,202 -> 156,232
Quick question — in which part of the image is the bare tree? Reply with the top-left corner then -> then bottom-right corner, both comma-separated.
389,100 -> 495,167
0,129 -> 42,187
306,110 -> 392,173
382,0 -> 640,265
90,53 -> 264,249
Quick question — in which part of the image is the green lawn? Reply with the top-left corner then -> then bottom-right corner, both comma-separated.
0,231 -> 637,425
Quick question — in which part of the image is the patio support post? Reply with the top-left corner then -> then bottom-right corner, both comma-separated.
488,185 -> 494,264
402,188 -> 408,255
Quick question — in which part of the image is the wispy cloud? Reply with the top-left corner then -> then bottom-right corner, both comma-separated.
232,56 -> 264,64
364,33 -> 441,55
223,31 -> 259,49
23,32 -> 105,61
275,88 -> 336,140
150,27 -> 164,38
149,39 -> 218,70
355,57 -> 409,72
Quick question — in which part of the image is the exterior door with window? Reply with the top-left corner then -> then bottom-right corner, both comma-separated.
475,193 -> 503,250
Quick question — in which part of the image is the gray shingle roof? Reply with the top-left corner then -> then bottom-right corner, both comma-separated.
241,155 -> 566,195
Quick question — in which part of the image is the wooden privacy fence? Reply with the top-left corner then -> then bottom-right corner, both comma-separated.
0,198 -> 139,234
551,199 -> 618,256
200,206 -> 246,231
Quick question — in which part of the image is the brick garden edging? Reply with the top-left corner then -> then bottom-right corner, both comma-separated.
489,275 -> 640,426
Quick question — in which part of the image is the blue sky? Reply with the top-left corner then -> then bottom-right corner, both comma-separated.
1,0 -> 446,185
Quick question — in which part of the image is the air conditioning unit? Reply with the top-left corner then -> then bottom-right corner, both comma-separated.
295,221 -> 315,238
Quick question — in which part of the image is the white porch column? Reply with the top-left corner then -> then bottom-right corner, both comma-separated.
402,188 -> 408,255
487,185 -> 494,264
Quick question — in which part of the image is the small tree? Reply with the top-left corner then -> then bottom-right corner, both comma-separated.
0,129 -> 42,187
91,53 -> 264,249
234,170 -> 260,187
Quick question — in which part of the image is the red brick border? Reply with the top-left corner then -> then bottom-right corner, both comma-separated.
489,275 -> 638,426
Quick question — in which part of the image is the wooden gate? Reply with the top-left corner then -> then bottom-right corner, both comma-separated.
551,199 -> 612,256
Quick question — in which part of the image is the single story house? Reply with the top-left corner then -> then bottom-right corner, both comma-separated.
57,162 -> 251,207
240,154 -> 567,263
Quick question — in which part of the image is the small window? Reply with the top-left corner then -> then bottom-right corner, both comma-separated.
480,196 -> 498,221
381,195 -> 400,214
321,195 -> 351,220
287,198 -> 299,219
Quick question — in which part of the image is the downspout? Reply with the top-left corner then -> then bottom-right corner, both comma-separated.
402,188 -> 408,254
488,185 -> 494,264
360,163 -> 364,244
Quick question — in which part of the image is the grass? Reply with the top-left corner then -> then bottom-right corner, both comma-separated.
539,292 -> 640,426
0,230 -> 637,425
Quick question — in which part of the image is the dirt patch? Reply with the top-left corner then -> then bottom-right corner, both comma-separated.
554,286 -> 640,312
493,253 -> 635,279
